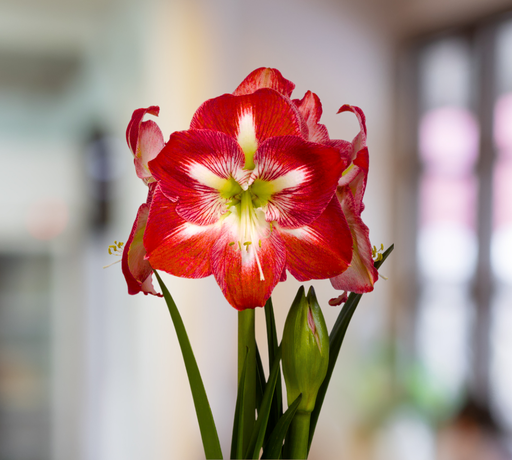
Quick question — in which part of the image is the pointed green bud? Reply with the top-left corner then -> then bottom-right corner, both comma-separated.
282,286 -> 329,413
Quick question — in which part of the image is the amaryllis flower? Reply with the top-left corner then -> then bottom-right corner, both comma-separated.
122,106 -> 165,296
143,68 -> 354,310
329,105 -> 379,294
241,69 -> 377,295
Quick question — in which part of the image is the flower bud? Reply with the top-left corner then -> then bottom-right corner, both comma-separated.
282,286 -> 329,413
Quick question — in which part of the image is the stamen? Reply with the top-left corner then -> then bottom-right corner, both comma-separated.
342,163 -> 354,177
105,240 -> 124,269
229,242 -> 235,246
253,245 -> 265,281
103,259 -> 122,269
372,244 -> 384,262
107,241 -> 124,255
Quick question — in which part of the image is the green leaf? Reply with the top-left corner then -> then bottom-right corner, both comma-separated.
261,394 -> 302,460
308,244 -> 394,450
255,345 -> 266,414
231,347 -> 249,459
264,297 -> 279,374
264,298 -> 283,434
154,271 -> 223,460
245,348 -> 282,459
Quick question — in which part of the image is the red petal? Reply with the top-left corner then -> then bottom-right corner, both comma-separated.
335,105 -> 370,214
190,89 -> 303,143
294,91 -> 330,143
144,186 -> 218,278
126,106 -> 159,153
253,136 -> 344,228
126,106 -> 164,184
330,186 -> 378,293
338,147 -> 369,215
149,129 -> 246,225
337,104 -> 367,162
210,225 -> 286,310
329,292 -> 348,306
278,196 -> 352,281
233,67 -> 295,98
122,200 -> 161,296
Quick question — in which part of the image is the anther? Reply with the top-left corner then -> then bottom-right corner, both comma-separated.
108,241 -> 125,255
104,240 -> 125,268
372,244 -> 385,262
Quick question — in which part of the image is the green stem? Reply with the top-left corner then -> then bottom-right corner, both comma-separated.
289,411 -> 311,459
238,309 -> 256,456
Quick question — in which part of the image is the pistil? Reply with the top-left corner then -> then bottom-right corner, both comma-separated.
238,191 -> 266,281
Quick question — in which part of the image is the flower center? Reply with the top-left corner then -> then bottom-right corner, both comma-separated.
223,180 -> 274,281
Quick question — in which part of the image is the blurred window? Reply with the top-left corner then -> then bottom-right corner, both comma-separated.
0,255 -> 51,460
413,14 -> 512,433
415,36 -> 477,405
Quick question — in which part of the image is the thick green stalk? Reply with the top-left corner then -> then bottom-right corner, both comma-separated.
238,309 -> 256,456
288,411 -> 311,459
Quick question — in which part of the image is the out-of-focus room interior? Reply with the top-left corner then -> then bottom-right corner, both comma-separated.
1,0 -> 511,458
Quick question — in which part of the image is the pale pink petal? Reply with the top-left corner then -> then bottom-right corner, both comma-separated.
126,106 -> 159,153
278,196 -> 352,281
144,186 -> 219,278
126,106 -> 164,184
337,104 -> 367,161
330,186 -> 378,293
122,199 -> 161,296
134,120 -> 165,182
337,147 -> 369,214
233,67 -> 295,98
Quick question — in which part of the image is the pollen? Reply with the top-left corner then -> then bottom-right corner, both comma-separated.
372,243 -> 384,262
108,240 -> 124,255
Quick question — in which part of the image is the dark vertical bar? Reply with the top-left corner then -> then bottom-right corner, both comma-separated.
472,22 -> 497,405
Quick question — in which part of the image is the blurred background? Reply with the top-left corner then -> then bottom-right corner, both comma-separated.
1,0 -> 511,458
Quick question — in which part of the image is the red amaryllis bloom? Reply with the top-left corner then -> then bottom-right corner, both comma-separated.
329,105 -> 379,294
143,68 -> 353,310
240,69 -> 377,295
122,106 -> 165,296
